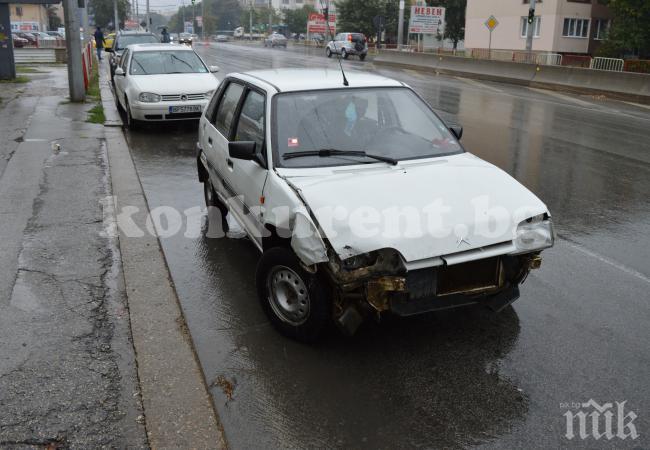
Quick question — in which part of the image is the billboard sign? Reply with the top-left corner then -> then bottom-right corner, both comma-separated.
408,6 -> 445,35
307,13 -> 336,34
184,21 -> 193,34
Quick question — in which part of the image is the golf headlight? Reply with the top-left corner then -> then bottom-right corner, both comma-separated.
513,214 -> 554,254
138,92 -> 161,103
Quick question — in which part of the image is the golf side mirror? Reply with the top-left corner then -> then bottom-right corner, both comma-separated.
114,67 -> 125,76
209,65 -> 219,73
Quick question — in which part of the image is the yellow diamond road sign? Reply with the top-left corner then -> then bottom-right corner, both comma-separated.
485,15 -> 499,31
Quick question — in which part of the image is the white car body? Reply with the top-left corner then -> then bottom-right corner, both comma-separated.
196,69 -> 554,340
113,43 -> 219,124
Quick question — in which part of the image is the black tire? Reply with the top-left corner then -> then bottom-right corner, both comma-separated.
326,47 -> 332,58
203,178 -> 229,231
359,53 -> 366,61
125,98 -> 139,130
341,48 -> 348,59
256,247 -> 331,342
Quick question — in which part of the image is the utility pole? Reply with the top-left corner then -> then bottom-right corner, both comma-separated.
525,0 -> 536,52
145,0 -> 149,31
397,0 -> 404,50
113,0 -> 119,32
268,0 -> 272,33
62,0 -> 84,101
135,0 -> 139,27
201,0 -> 204,41
249,0 -> 253,40
181,0 -> 185,31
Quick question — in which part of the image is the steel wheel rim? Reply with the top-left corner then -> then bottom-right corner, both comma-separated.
267,265 -> 310,325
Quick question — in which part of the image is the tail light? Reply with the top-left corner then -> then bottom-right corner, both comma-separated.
347,34 -> 352,42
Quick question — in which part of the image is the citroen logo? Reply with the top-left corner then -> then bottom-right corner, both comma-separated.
456,236 -> 470,248
180,94 -> 188,101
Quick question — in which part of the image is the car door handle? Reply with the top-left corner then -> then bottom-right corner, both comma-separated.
227,158 -> 234,169
208,137 -> 213,146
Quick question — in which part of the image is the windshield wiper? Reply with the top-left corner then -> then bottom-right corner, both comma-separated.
283,149 -> 398,165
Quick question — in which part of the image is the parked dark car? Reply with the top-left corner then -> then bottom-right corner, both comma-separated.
12,33 -> 29,47
106,31 -> 159,81
15,32 -> 37,46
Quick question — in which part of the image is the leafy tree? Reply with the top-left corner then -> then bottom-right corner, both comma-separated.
47,6 -> 62,30
239,6 -> 281,33
211,0 -> 242,30
597,0 -> 650,58
335,0 -> 409,42
284,5 -> 316,34
90,0 -> 131,30
431,0 -> 465,49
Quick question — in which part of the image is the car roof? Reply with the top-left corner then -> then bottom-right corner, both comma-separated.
127,43 -> 189,52
234,68 -> 403,93
118,31 -> 156,36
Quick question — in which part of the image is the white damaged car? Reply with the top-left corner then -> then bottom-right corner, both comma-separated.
197,69 -> 554,341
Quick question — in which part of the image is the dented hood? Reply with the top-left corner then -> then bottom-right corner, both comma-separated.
283,153 -> 548,263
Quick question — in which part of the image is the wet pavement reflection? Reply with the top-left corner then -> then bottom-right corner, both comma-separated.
124,43 -> 649,448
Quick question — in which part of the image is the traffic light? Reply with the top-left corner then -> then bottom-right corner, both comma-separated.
527,8 -> 535,25
191,0 -> 195,4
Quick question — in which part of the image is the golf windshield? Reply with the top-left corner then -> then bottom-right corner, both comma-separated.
129,51 -> 208,75
274,87 -> 463,168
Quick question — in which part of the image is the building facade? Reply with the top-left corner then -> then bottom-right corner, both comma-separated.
465,0 -> 613,55
9,3 -> 49,32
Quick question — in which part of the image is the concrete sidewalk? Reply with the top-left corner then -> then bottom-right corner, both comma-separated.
0,65 -> 147,448
0,62 -> 226,448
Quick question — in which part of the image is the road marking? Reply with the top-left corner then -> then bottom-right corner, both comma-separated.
454,76 -> 504,93
620,101 -> 650,111
562,239 -> 650,284
528,87 -> 596,108
404,69 -> 428,79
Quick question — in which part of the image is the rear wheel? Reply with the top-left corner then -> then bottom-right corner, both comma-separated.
256,247 -> 331,342
341,48 -> 348,59
326,47 -> 332,58
359,53 -> 366,61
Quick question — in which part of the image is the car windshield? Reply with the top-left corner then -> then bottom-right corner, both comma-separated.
116,34 -> 158,50
273,87 -> 463,168
129,50 -> 208,75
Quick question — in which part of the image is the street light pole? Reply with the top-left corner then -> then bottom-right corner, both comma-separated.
113,0 -> 119,32
268,0 -> 272,33
62,0 -> 84,101
525,0 -> 536,52
249,2 -> 253,41
201,0 -> 204,41
397,0 -> 404,50
145,0 -> 149,31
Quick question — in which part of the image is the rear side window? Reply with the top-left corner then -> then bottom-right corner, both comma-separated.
213,82 -> 245,138
235,90 -> 265,153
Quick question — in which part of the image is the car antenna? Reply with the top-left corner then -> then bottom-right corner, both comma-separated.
321,0 -> 348,86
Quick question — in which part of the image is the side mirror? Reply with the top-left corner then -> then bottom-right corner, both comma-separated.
209,65 -> 219,73
449,125 -> 463,140
114,67 -> 125,76
229,141 -> 256,160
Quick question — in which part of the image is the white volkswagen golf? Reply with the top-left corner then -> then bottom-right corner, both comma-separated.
113,43 -> 219,128
196,68 -> 554,342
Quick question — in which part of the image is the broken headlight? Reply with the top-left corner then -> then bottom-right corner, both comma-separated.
341,248 -> 404,271
513,214 -> 554,254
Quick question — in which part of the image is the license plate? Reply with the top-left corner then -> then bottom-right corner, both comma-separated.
169,105 -> 202,114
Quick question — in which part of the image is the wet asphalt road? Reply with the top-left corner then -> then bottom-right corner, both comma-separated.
122,43 -> 649,448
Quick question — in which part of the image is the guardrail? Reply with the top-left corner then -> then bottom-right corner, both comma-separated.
624,59 -> 650,74
536,53 -> 562,66
590,57 -> 624,72
36,38 -> 66,49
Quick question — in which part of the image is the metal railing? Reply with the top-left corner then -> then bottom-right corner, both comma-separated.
590,57 -> 624,72
536,53 -> 562,66
36,38 -> 66,49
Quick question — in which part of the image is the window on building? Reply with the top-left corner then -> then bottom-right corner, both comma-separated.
593,19 -> 609,40
520,16 -> 541,38
15,6 -> 23,16
563,18 -> 589,38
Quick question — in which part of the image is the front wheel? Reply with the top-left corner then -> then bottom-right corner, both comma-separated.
359,53 -> 366,61
341,48 -> 348,59
256,247 -> 331,342
326,47 -> 332,58
124,99 -> 139,130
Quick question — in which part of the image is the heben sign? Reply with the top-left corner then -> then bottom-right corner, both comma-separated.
307,12 -> 336,34
408,6 -> 445,35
